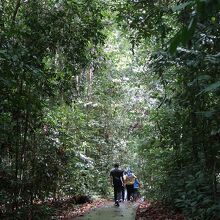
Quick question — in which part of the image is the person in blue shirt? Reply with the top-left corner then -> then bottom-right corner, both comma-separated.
133,177 -> 140,201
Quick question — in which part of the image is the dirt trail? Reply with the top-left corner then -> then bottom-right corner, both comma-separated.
74,201 -> 138,220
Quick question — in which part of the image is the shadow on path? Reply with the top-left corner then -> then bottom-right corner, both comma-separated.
74,202 -> 138,220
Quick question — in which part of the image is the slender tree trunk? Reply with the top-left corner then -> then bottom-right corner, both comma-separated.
13,79 -> 23,212
12,0 -> 21,25
87,63 -> 94,100
212,160 -> 217,202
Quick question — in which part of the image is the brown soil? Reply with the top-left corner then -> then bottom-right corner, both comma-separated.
135,201 -> 185,220
55,198 -> 109,219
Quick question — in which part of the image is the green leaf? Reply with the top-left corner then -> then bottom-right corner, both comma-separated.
191,201 -> 197,206
169,17 -> 197,54
187,75 -> 211,86
182,17 -> 196,45
197,81 -> 220,96
195,111 -> 215,118
169,30 -> 182,54
172,1 -> 194,12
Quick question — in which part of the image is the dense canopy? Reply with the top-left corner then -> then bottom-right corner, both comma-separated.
0,0 -> 220,219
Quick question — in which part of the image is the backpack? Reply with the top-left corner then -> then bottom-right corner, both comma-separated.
126,172 -> 135,185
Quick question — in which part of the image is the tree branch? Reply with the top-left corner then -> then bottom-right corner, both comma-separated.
12,0 -> 21,25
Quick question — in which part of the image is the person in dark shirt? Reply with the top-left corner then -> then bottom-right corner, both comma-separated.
110,163 -> 124,206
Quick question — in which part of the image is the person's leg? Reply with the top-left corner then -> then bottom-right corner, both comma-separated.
136,189 -> 140,200
114,187 -> 121,206
113,185 -> 121,206
116,188 -> 122,203
130,184 -> 134,200
133,188 -> 138,201
127,185 -> 132,201
124,187 -> 127,201
113,186 -> 117,203
121,187 -> 124,201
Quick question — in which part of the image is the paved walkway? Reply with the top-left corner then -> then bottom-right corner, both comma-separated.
74,202 -> 138,220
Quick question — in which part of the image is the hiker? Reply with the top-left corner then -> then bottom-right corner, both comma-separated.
110,163 -> 124,206
121,170 -> 127,201
133,177 -> 140,201
124,169 -> 136,201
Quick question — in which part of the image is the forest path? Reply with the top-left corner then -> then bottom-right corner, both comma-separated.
74,201 -> 138,220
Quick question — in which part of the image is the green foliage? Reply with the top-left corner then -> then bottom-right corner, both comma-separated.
1,0 -> 220,219
172,169 -> 216,219
116,0 -> 220,219
0,0 -> 107,217
15,205 -> 54,220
